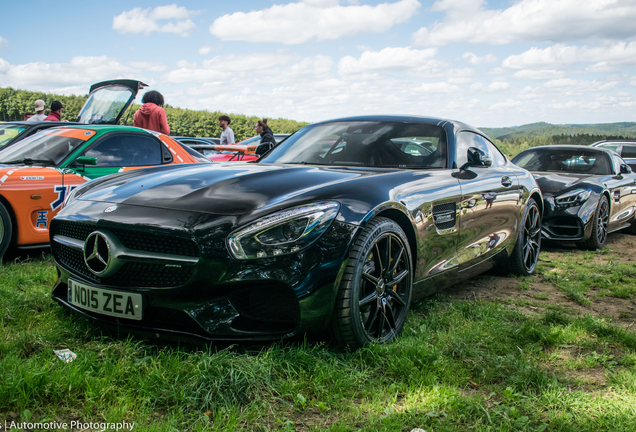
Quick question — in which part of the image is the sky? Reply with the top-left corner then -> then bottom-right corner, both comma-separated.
1,0 -> 635,128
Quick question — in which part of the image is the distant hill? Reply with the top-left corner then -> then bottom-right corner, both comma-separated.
480,122 -> 636,140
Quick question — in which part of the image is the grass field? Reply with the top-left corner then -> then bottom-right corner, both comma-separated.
1,234 -> 636,431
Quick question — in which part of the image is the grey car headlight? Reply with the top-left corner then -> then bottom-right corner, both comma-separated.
555,188 -> 592,208
228,202 -> 340,259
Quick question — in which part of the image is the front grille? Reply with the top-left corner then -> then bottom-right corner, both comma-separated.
51,220 -> 198,288
55,220 -> 199,257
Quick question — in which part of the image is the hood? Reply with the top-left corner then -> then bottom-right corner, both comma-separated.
75,163 -> 386,216
531,171 -> 598,197
138,103 -> 159,116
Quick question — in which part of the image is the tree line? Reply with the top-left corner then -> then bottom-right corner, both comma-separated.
495,133 -> 632,158
0,87 -> 309,142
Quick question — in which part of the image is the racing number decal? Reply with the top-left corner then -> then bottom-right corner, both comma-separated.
36,211 -> 48,229
51,185 -> 78,211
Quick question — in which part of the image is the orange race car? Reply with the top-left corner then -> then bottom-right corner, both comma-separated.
0,125 -> 210,257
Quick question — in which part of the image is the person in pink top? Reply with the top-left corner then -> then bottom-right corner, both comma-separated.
133,91 -> 170,134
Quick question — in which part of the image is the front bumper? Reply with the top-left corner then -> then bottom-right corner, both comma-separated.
51,200 -> 357,341
540,196 -> 596,241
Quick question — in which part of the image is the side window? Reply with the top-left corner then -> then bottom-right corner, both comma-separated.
622,145 -> 636,158
456,132 -> 491,168
598,143 -> 619,152
82,134 -> 162,167
487,142 -> 506,167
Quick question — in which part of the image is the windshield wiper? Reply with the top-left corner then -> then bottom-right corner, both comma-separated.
1,158 -> 54,165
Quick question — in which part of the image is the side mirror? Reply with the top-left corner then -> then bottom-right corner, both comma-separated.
462,147 -> 492,170
76,156 -> 97,170
620,164 -> 632,174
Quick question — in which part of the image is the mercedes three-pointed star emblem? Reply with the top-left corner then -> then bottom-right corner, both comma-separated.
84,232 -> 112,275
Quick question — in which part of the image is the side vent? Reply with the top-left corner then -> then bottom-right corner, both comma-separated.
432,202 -> 456,230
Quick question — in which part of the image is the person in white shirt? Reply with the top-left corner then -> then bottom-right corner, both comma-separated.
27,99 -> 47,121
218,115 -> 235,145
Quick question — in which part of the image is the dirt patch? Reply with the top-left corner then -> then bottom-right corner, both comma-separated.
446,233 -> 636,327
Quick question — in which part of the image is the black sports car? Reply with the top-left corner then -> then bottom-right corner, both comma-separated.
512,145 -> 636,250
51,116 -> 542,348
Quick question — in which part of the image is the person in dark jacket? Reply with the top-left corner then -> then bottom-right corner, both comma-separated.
44,101 -> 63,121
133,91 -> 170,134
255,119 -> 276,156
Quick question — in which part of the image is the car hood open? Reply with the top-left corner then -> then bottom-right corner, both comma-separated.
76,163 -> 386,216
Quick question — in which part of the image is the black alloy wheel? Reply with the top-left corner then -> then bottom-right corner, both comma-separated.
505,197 -> 541,275
331,218 -> 413,348
585,195 -> 609,251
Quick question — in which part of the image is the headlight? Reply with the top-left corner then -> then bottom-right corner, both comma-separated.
228,202 -> 340,259
555,188 -> 592,208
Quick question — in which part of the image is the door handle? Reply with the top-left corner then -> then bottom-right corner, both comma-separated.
501,176 -> 512,187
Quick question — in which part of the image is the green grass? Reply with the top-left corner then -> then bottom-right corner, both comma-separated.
537,248 -> 636,306
2,253 -> 636,431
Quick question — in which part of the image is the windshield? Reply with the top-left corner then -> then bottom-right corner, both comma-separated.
0,124 -> 27,148
76,85 -> 134,124
260,121 -> 447,168
513,148 -> 612,175
0,128 -> 90,166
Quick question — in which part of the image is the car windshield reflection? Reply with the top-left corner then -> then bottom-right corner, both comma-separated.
0,129 -> 87,166
260,121 -> 447,169
514,148 -> 612,175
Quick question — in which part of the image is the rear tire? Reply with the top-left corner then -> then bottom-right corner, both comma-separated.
504,198 -> 541,275
584,195 -> 609,250
330,217 -> 413,349
0,202 -> 12,259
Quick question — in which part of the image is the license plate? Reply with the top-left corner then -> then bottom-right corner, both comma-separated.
68,279 -> 142,320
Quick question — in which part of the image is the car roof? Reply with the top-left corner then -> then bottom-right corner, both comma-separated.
591,139 -> 636,146
521,145 -> 616,155
310,114 -> 475,131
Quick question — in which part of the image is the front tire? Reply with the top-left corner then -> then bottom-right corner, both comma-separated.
505,197 -> 541,275
584,195 -> 609,250
330,217 -> 413,349
0,202 -> 12,259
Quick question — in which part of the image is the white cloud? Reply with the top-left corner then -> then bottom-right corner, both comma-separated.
162,52 -> 318,84
414,0 -> 636,46
209,0 -> 421,44
502,42 -> 636,70
128,61 -> 168,72
338,47 -> 438,75
0,37 -> 7,50
490,99 -> 523,110
544,78 -> 619,92
0,56 -> 161,92
199,45 -> 220,55
513,69 -> 566,80
463,52 -> 497,65
415,82 -> 461,93
113,4 -> 197,37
